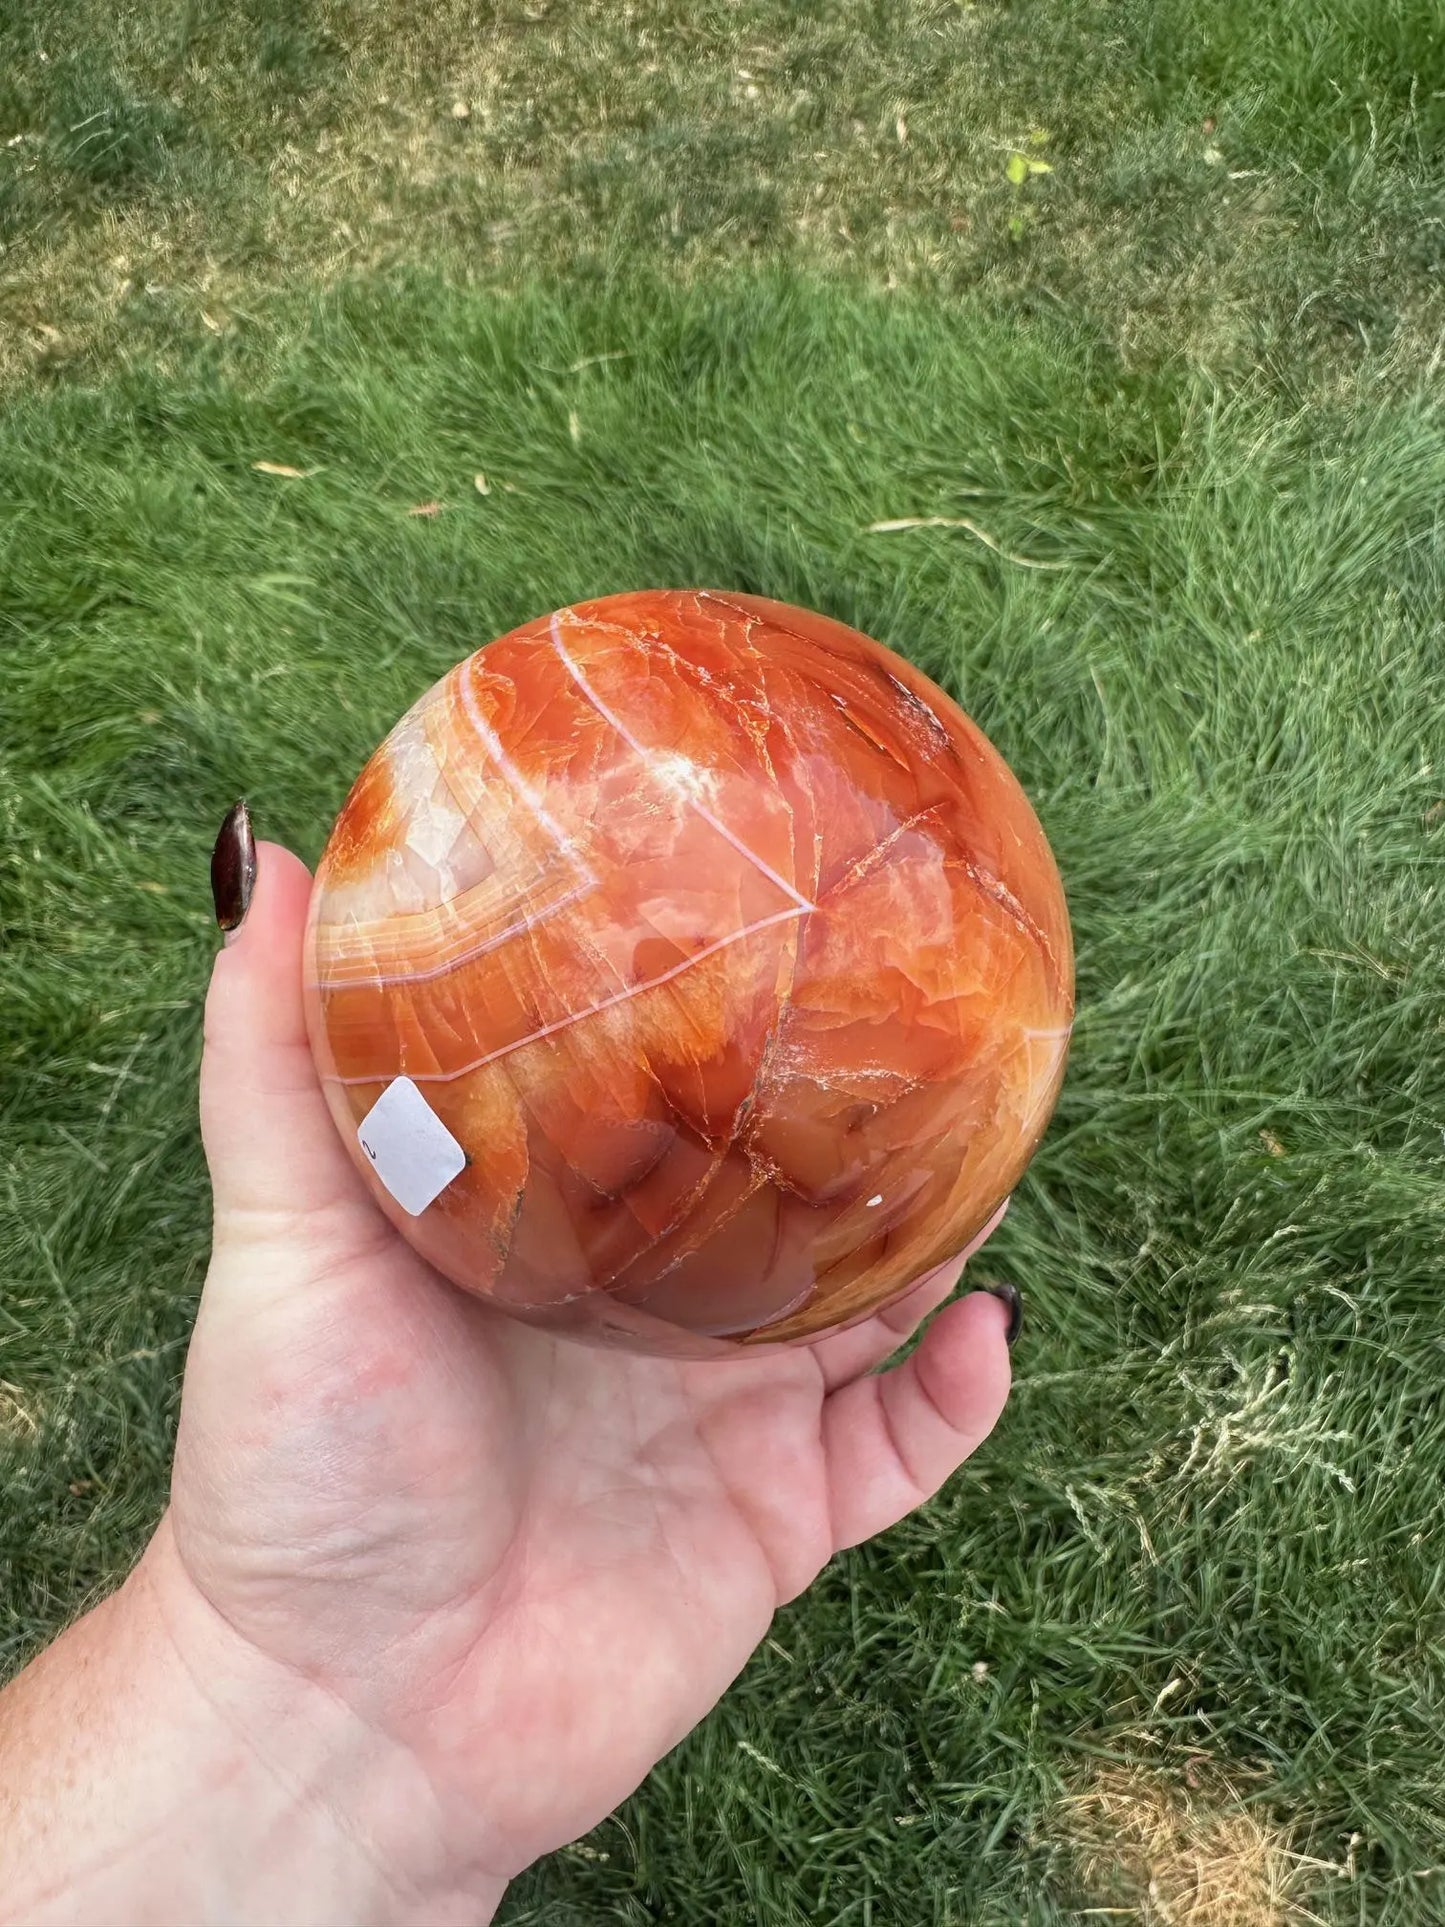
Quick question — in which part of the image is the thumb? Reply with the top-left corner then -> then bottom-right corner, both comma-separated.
200,806 -> 367,1238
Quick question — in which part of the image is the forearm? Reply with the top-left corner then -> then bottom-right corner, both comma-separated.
0,1522 -> 507,1927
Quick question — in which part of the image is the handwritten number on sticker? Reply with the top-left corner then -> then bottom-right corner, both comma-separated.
354,1078 -> 467,1215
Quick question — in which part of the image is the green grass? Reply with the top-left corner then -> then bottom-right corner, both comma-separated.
5,277 -> 1445,1922
3,2 -> 1445,1921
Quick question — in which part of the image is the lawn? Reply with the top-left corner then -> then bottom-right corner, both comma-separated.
3,4 -> 1444,1922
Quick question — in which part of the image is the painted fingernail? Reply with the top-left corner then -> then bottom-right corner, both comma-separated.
981,1281 -> 1022,1349
210,799 -> 256,942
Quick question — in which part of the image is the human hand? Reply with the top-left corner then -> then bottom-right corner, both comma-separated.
0,817 -> 1014,1927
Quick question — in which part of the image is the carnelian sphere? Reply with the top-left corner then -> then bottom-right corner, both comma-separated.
302,590 -> 1073,1358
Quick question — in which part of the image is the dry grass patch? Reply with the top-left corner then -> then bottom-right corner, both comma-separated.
1063,1763 -> 1312,1926
0,1383 -> 41,1443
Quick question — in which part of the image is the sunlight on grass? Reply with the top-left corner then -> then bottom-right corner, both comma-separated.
1,1 -> 1441,389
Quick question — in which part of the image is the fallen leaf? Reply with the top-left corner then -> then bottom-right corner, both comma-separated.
895,113 -> 907,147
136,881 -> 170,896
408,500 -> 444,517
201,310 -> 224,334
1005,150 -> 1052,182
252,460 -> 313,478
474,472 -> 491,495
136,709 -> 161,725
451,100 -> 471,120
1425,799 -> 1445,828
568,409 -> 582,444
1259,1129 -> 1286,1158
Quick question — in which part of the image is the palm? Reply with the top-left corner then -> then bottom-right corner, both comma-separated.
171,842 -> 1011,1879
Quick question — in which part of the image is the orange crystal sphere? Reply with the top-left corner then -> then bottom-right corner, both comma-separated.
303,590 -> 1073,1357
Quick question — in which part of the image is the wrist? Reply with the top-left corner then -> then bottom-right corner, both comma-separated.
0,1518 -> 508,1927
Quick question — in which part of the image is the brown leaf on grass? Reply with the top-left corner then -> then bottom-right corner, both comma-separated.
474,472 -> 491,495
408,500 -> 445,517
252,460 -> 314,478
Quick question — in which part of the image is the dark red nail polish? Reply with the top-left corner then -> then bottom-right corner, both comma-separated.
982,1281 -> 1022,1348
211,799 -> 256,936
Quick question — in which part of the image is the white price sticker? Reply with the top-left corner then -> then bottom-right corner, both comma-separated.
356,1076 -> 466,1216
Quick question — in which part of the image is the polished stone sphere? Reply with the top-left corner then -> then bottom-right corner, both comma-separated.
303,590 -> 1073,1357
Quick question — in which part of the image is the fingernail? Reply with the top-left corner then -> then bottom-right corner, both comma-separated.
981,1281 -> 1022,1349
211,799 -> 256,943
